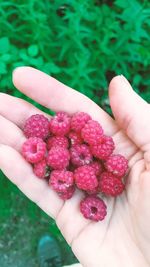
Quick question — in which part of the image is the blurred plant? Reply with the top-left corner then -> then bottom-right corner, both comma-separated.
0,0 -> 149,113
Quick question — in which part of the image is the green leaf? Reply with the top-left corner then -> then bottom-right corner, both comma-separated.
19,49 -> 29,61
27,45 -> 39,57
29,56 -> 44,67
115,0 -> 130,8
0,62 -> 7,74
1,54 -> 11,62
13,62 -> 26,68
43,62 -> 60,74
0,37 -> 10,54
133,74 -> 142,86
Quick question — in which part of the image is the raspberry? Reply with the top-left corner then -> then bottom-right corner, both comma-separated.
81,120 -> 104,145
49,170 -> 74,193
22,137 -> 46,163
47,136 -> 69,150
70,144 -> 93,167
80,195 -> 107,221
68,131 -> 83,146
33,159 -> 50,178
49,112 -> 71,136
23,114 -> 49,140
58,186 -> 75,200
105,154 -> 128,177
71,112 -> 91,133
99,172 -> 125,197
86,186 -> 100,195
47,146 -> 70,170
89,161 -> 103,176
74,165 -> 98,191
91,135 -> 115,160
22,110 -> 130,222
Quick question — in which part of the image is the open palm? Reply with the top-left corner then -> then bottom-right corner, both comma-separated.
0,67 -> 150,267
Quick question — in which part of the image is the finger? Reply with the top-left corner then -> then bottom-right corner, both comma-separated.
13,66 -> 118,135
0,144 -> 63,219
0,115 -> 25,150
109,75 -> 150,150
0,93 -> 50,128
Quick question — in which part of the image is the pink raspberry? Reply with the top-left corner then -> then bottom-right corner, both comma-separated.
70,144 -> 93,167
81,119 -> 104,145
104,154 -> 128,177
33,159 -> 49,179
49,170 -> 74,193
88,161 -> 103,176
49,112 -> 71,136
99,172 -> 125,197
22,137 -> 46,163
23,114 -> 49,140
58,186 -> 75,200
80,195 -> 107,221
86,186 -> 100,195
91,135 -> 115,160
47,146 -> 70,170
47,136 -> 69,150
68,131 -> 83,146
74,165 -> 98,191
71,112 -> 91,133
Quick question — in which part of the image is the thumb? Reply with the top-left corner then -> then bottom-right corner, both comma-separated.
109,75 -> 150,153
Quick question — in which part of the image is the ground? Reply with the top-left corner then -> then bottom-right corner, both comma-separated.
0,171 -> 77,266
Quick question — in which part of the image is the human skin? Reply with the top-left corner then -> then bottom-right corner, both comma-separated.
0,67 -> 150,267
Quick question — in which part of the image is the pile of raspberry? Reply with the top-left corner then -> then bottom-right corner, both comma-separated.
22,112 -> 128,222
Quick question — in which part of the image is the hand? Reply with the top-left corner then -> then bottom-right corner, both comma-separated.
0,67 -> 150,267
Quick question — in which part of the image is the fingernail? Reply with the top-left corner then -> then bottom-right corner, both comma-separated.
12,67 -> 20,76
120,74 -> 130,85
12,66 -> 25,76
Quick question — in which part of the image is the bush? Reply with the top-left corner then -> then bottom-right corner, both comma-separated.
0,0 -> 150,114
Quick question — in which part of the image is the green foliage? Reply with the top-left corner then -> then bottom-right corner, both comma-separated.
0,0 -> 149,111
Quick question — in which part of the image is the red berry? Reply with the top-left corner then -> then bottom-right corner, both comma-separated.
74,165 -> 98,191
33,159 -> 49,178
58,186 -> 75,200
49,112 -> 71,136
81,119 -> 104,145
70,144 -> 93,167
91,135 -> 115,160
71,112 -> 91,133
68,131 -> 83,146
105,154 -> 128,177
86,186 -> 100,195
47,136 -> 69,150
88,161 -> 103,176
99,172 -> 125,197
49,170 -> 74,193
22,137 -> 46,163
47,146 -> 70,170
80,195 -> 107,221
23,114 -> 49,140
